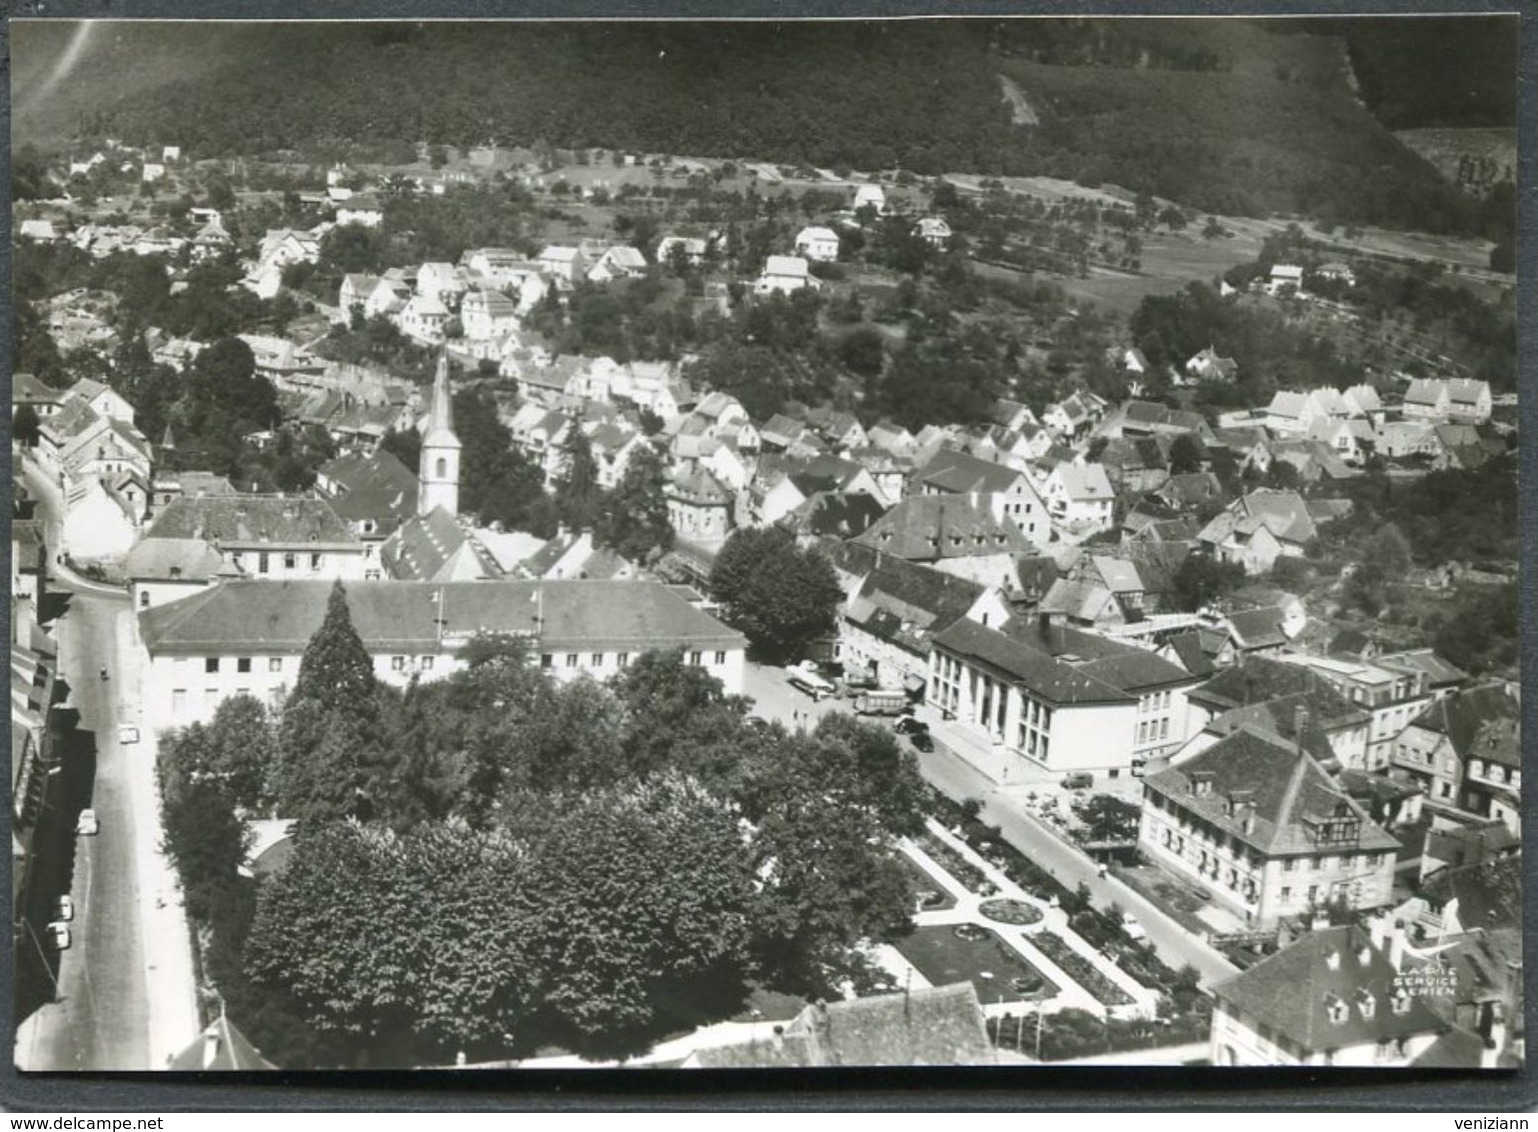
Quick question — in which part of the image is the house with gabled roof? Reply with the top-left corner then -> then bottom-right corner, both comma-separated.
1097,436 -> 1171,495
778,491 -> 886,547
537,244 -> 588,286
1197,489 -> 1315,575
585,244 -> 649,283
143,494 -> 367,582
1042,461 -> 1115,537
866,419 -> 918,460
988,397 -> 1038,434
852,495 -> 1031,591
1404,378 -> 1491,425
460,289 -> 519,340
686,983 -> 995,1068
1341,384 -> 1382,417
1184,346 -> 1239,383
1209,922 -> 1455,1066
931,615 -> 1200,779
1042,391 -> 1105,441
1097,400 -> 1216,445
793,225 -> 841,263
1390,683 -> 1519,826
313,449 -> 419,551
911,216 -> 952,248
381,507 -> 503,583
840,558 -> 1008,697
667,465 -> 735,543
755,254 -> 819,296
1141,726 -> 1399,928
912,448 -> 1050,550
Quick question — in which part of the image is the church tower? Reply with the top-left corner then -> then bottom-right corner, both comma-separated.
418,350 -> 462,517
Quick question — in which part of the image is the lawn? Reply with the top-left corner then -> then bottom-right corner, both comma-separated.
893,924 -> 1058,1006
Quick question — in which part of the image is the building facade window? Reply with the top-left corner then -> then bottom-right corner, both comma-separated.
392,656 -> 406,671
205,657 -> 220,674
269,657 -> 283,673
714,651 -> 726,665
617,653 -> 630,668
237,657 -> 252,674
566,654 -> 579,668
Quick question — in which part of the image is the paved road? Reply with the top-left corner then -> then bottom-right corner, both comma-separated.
14,459 -> 199,1071
16,586 -> 152,1070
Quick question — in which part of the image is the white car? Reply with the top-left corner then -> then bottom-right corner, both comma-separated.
118,725 -> 140,745
53,895 -> 74,923
76,809 -> 99,836
1121,913 -> 1147,941
47,922 -> 71,951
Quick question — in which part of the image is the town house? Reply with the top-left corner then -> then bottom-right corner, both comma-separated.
1139,725 -> 1399,927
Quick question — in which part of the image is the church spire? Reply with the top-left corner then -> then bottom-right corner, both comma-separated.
427,348 -> 454,437
418,348 -> 462,518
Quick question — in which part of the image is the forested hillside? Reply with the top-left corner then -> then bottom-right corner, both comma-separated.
12,17 -> 1510,236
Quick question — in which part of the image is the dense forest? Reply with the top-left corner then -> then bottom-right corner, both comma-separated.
12,17 -> 1511,237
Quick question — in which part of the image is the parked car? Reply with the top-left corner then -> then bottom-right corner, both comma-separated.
47,922 -> 71,951
1061,772 -> 1094,791
53,895 -> 74,923
908,730 -> 934,753
895,717 -> 929,736
1121,913 -> 1146,941
118,725 -> 140,745
76,809 -> 99,836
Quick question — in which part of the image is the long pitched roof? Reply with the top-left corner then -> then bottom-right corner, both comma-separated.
1212,925 -> 1445,1054
853,497 -> 1029,561
692,983 -> 994,1068
914,448 -> 1031,496
1143,725 -> 1398,856
144,495 -> 358,547
140,579 -> 746,655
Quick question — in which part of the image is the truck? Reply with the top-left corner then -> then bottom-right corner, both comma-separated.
852,690 -> 909,716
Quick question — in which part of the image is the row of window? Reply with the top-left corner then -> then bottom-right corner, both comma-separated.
538,650 -> 728,670
230,551 -> 328,573
178,655 -> 284,675
1151,810 -> 1385,874
1139,690 -> 1174,713
1136,717 -> 1171,745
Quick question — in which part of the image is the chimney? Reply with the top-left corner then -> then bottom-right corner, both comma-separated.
1387,923 -> 1406,972
1324,950 -> 1341,972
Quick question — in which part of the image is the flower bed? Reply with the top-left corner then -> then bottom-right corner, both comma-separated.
979,898 -> 1043,927
1031,930 -> 1134,1007
915,830 -> 995,897
899,852 -> 957,911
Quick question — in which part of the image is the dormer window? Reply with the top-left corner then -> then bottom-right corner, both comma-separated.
1355,987 -> 1376,1020
1324,993 -> 1349,1025
1390,989 -> 1413,1016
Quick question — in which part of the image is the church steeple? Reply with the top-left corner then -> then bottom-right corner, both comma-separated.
418,349 -> 462,517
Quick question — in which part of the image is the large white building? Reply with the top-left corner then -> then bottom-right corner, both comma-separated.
137,579 -> 749,733
928,616 -> 1200,781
